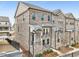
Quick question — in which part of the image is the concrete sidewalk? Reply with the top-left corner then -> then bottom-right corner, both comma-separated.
0,50 -> 21,57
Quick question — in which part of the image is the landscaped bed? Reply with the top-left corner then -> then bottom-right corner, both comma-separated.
0,41 -> 9,44
58,46 -> 73,53
71,43 -> 79,48
35,49 -> 59,57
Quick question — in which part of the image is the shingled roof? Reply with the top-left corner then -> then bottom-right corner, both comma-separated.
52,9 -> 63,16
65,13 -> 75,18
0,16 -> 9,22
21,2 -> 51,12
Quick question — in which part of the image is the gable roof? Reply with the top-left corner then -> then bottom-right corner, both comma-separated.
0,16 -> 9,22
65,13 -> 75,19
22,2 -> 51,12
52,9 -> 64,16
15,2 -> 51,17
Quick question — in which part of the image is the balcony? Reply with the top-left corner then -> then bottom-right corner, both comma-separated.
0,30 -> 10,33
0,24 -> 10,27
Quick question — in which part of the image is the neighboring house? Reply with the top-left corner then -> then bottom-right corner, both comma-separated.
0,16 -> 11,43
10,23 -> 16,40
75,19 -> 79,43
65,13 -> 75,46
52,9 -> 66,49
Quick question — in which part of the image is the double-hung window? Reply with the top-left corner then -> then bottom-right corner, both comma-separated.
47,39 -> 49,44
42,40 -> 45,45
48,15 -> 50,21
32,13 -> 36,20
41,14 -> 44,21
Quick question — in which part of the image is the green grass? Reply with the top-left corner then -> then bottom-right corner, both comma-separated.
0,41 -> 9,44
35,53 -> 43,57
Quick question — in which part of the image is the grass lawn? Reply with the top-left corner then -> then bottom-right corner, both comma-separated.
58,46 -> 73,53
0,41 -> 9,44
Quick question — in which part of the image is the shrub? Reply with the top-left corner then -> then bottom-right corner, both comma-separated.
47,49 -> 53,53
43,50 -> 47,55
35,53 -> 42,57
76,42 -> 78,44
71,44 -> 75,47
43,49 -> 53,54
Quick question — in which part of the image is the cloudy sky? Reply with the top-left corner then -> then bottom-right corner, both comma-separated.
0,1 -> 79,25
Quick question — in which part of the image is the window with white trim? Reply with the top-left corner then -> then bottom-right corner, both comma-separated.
47,39 -> 49,44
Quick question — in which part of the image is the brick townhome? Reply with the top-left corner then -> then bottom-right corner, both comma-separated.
14,2 -> 79,56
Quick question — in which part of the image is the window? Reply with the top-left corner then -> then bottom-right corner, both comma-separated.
46,28 -> 48,34
23,18 -> 25,21
70,23 -> 74,25
4,27 -> 8,30
5,22 -> 7,24
48,15 -> 50,21
53,20 -> 55,23
41,15 -> 44,21
31,33 -> 34,45
58,21 -> 63,24
43,29 -> 45,35
47,39 -> 49,44
71,38 -> 73,40
42,40 -> 45,45
18,26 -> 19,32
32,13 -> 35,20
57,38 -> 60,42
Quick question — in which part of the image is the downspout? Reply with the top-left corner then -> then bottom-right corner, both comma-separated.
55,31 -> 56,49
74,18 -> 76,44
29,11 -> 31,57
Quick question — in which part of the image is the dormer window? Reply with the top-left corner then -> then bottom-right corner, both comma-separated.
32,13 -> 35,20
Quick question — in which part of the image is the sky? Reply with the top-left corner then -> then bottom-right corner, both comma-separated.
0,1 -> 79,25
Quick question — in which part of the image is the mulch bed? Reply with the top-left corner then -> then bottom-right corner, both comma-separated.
58,46 -> 73,53
72,43 -> 79,48
43,51 -> 58,57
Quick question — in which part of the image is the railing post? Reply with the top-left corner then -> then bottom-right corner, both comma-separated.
72,53 -> 73,57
